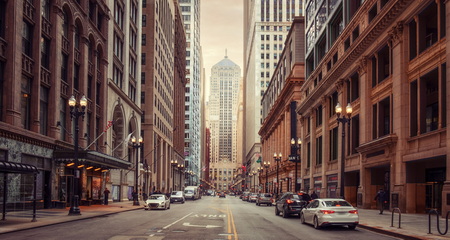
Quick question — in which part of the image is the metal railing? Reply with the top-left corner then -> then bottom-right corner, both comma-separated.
390,207 -> 401,228
428,209 -> 449,235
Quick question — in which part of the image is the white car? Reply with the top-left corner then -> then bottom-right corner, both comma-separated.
144,194 -> 171,210
300,198 -> 359,230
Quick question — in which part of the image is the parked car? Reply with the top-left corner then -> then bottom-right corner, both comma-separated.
256,193 -> 273,206
219,192 -> 226,198
144,194 -> 171,210
300,198 -> 359,230
170,191 -> 185,204
241,192 -> 250,201
248,193 -> 258,202
275,192 -> 310,218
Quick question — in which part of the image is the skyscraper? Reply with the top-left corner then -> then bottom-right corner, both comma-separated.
243,1 -> 304,173
180,0 -> 202,185
208,55 -> 241,191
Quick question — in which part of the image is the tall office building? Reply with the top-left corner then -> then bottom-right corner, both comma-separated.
141,0 -> 179,194
243,1 -> 304,173
180,0 -> 202,185
106,0 -> 143,202
208,56 -> 241,191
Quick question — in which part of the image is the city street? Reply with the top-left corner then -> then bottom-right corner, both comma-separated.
1,196 -> 399,240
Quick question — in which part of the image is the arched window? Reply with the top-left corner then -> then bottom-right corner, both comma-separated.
74,24 -> 80,50
62,11 -> 69,38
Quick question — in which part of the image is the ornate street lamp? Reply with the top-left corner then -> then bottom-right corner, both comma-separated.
252,170 -> 257,192
248,173 -> 253,192
258,167 -> 263,191
178,164 -> 184,190
290,138 -> 301,192
131,135 -> 143,206
263,161 -> 270,193
171,160 -> 178,191
273,153 -> 282,195
68,95 -> 87,215
335,102 -> 352,199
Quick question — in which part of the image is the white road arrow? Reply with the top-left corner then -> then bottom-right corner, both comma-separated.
183,222 -> 221,228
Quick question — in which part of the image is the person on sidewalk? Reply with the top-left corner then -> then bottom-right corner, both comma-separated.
103,188 -> 110,205
374,188 -> 388,214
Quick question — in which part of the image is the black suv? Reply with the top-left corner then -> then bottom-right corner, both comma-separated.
275,192 -> 311,218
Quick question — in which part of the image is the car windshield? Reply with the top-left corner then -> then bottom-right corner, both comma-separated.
185,190 -> 194,194
263,193 -> 272,197
323,200 -> 352,207
171,191 -> 181,196
150,195 -> 165,200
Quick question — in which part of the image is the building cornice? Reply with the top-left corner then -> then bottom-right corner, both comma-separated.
297,0 -> 414,114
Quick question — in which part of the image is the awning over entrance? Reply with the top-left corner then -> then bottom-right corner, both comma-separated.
53,150 -> 132,169
0,161 -> 39,174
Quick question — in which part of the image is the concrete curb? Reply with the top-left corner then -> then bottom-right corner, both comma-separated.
358,224 -> 428,240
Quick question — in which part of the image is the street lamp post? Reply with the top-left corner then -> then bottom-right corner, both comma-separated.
252,171 -> 256,192
171,160 -> 178,191
258,167 -> 264,192
249,173 -> 253,192
178,164 -> 184,190
263,161 -> 270,193
273,153 -> 282,195
131,135 -> 143,206
68,95 -> 87,215
189,170 -> 193,185
335,102 -> 352,199
289,138 -> 302,192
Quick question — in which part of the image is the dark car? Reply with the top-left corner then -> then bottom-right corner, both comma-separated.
219,192 -> 226,198
256,193 -> 273,206
275,192 -> 311,218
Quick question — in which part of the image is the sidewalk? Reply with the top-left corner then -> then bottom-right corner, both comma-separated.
0,201 -> 142,234
357,209 -> 449,240
0,203 -> 449,239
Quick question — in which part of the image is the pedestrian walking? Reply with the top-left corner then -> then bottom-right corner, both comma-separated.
103,188 -> 110,205
374,188 -> 388,214
311,191 -> 318,199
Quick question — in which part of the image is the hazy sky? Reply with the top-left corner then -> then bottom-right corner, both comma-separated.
201,0 -> 244,80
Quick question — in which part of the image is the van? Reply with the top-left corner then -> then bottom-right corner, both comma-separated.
184,186 -> 200,200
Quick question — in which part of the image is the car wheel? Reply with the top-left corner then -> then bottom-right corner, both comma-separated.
275,206 -> 280,216
300,213 -> 306,224
282,208 -> 288,218
313,216 -> 320,229
348,225 -> 356,230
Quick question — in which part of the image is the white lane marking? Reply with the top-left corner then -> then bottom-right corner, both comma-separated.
162,212 -> 193,230
182,222 -> 221,228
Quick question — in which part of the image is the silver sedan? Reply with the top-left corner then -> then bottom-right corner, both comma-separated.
300,198 -> 359,230
144,194 -> 171,210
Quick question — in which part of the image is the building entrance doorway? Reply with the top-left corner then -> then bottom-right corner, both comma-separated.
425,182 -> 442,212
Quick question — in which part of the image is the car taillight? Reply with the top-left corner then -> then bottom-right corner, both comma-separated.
320,210 -> 335,214
286,199 -> 294,204
349,210 -> 358,214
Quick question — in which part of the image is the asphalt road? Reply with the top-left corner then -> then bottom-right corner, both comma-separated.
1,196 -> 400,240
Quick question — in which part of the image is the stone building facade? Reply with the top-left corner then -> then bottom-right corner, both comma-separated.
259,17 -> 305,195
294,0 -> 449,214
0,0 -> 133,210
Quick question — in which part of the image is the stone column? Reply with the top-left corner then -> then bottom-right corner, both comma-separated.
389,21 -> 408,212
442,0 -> 450,217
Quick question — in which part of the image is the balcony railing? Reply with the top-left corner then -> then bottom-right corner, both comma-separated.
40,67 -> 51,87
22,54 -> 34,75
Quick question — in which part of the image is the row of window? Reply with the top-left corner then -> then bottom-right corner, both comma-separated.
261,34 -> 284,41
